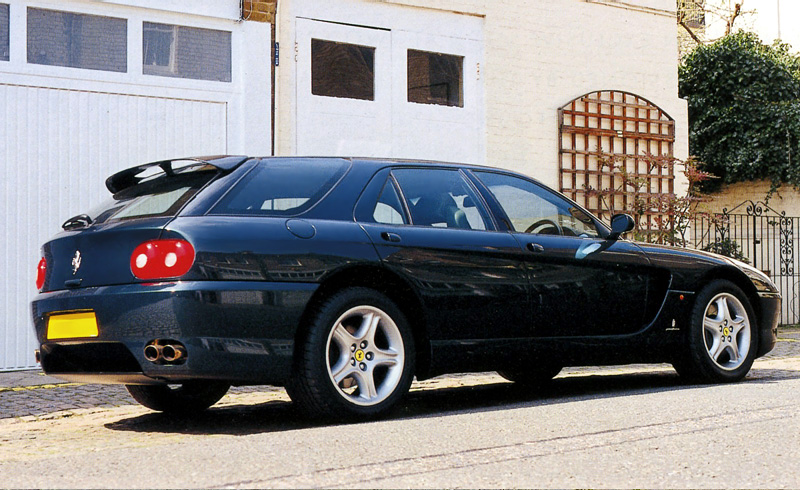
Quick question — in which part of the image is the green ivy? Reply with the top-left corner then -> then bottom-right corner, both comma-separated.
679,32 -> 800,189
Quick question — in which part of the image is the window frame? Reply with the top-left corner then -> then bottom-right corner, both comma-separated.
142,22 -> 177,76
311,37 -> 376,101
1,4 -> 240,91
0,3 -> 8,62
142,21 -> 232,82
389,167 -> 495,231
355,166 -> 499,231
406,48 -> 464,108
26,7 -> 128,73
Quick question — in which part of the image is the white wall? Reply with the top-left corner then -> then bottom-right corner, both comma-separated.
480,0 -> 687,188
277,0 -> 688,191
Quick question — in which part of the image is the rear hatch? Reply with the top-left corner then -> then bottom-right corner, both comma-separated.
40,157 -> 245,292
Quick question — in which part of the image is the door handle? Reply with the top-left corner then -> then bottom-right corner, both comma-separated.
380,232 -> 402,243
527,242 -> 545,253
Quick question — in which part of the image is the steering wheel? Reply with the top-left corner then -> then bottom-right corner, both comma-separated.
524,219 -> 562,235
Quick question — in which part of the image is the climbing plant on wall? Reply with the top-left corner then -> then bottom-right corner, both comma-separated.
679,31 -> 800,190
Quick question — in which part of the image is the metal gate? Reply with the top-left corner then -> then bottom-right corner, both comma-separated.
692,200 -> 799,324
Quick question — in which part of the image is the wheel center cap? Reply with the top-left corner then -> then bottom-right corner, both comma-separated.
355,350 -> 365,362
723,327 -> 730,337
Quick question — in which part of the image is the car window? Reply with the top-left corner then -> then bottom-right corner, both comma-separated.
475,171 -> 599,237
88,169 -> 216,224
392,168 -> 488,230
209,158 -> 349,216
373,178 -> 407,225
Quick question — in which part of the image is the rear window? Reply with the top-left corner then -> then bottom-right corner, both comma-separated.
209,158 -> 350,216
89,169 -> 216,224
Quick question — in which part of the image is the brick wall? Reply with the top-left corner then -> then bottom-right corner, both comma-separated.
242,0 -> 278,23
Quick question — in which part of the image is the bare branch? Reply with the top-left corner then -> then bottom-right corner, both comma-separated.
724,2 -> 743,36
679,18 -> 704,44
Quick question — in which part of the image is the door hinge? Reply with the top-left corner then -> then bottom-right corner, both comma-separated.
273,42 -> 280,66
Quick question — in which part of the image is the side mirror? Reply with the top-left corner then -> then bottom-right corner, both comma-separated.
607,213 -> 635,241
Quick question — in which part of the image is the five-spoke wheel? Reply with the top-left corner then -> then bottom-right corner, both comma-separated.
326,305 -> 406,407
287,288 -> 415,419
673,280 -> 757,383
702,292 -> 751,371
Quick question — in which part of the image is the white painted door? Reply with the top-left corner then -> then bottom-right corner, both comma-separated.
295,18 -> 392,157
294,16 -> 485,164
391,30 -> 484,164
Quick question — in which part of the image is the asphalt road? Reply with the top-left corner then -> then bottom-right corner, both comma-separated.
1,352 -> 800,488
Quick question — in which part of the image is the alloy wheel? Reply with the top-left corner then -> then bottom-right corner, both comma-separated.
325,305 -> 405,406
702,292 -> 751,371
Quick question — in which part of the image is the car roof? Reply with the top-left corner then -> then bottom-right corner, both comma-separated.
254,156 -> 542,182
107,155 -> 547,194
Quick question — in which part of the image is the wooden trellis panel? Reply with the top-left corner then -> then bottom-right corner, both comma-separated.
559,90 -> 675,236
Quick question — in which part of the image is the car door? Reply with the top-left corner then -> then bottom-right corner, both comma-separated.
469,170 -> 653,337
356,167 -> 530,341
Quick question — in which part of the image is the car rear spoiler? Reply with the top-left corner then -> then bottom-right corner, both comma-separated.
105,155 -> 250,194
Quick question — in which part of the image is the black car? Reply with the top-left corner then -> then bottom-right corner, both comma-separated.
31,156 -> 781,418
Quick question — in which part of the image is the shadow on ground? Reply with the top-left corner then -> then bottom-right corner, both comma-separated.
104,366 -> 800,436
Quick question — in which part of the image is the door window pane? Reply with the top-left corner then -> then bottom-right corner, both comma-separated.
143,22 -> 231,82
392,169 -> 487,230
407,49 -> 463,107
1,4 -> 8,61
476,171 -> 599,237
312,39 -> 375,100
373,178 -> 407,225
27,8 -> 126,72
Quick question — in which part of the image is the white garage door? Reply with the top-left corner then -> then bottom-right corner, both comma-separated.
295,17 -> 484,164
0,84 -> 227,371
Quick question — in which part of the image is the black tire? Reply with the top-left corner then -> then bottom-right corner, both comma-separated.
125,381 -> 230,414
672,280 -> 758,383
497,364 -> 562,387
287,287 -> 415,420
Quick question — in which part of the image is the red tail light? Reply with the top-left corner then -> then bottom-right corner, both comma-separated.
130,240 -> 195,280
36,257 -> 47,290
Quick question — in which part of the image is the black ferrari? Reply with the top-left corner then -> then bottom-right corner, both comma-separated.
31,156 -> 780,418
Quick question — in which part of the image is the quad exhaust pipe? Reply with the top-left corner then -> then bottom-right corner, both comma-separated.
144,340 -> 187,365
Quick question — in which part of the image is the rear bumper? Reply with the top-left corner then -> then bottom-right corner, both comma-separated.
31,280 -> 317,385
756,292 -> 781,358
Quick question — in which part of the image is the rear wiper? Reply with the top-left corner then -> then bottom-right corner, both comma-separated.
62,214 -> 93,230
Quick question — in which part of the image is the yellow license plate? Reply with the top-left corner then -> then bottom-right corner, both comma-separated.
47,311 -> 99,340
